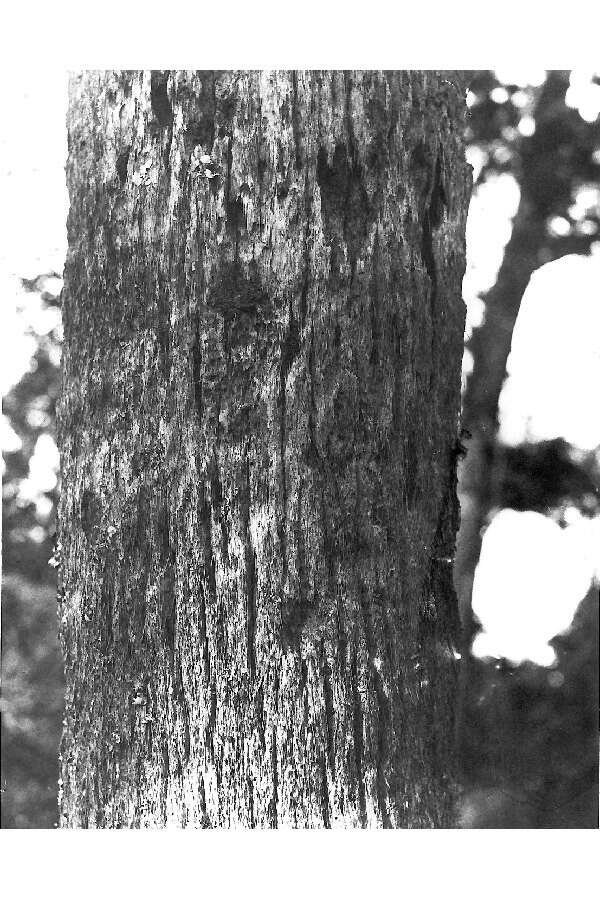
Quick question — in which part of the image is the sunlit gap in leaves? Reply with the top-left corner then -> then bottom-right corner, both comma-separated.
472,509 -> 599,666
17,433 -> 59,518
499,255 -> 600,451
2,276 -> 64,394
566,70 -> 600,123
460,171 -> 521,394
471,253 -> 600,667
462,69 -> 600,667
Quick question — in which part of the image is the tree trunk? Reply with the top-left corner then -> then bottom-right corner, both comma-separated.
58,70 -> 470,828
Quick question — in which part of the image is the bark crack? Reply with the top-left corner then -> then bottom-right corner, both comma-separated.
291,71 -> 303,171
321,639 -> 336,775
243,453 -> 257,680
357,579 -> 391,826
421,151 -> 447,390
351,647 -> 367,826
270,670 -> 280,828
321,753 -> 331,828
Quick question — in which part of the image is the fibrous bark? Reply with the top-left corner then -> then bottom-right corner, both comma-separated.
58,71 -> 470,827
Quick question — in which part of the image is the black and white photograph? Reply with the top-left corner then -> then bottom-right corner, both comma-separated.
1,4 -> 599,895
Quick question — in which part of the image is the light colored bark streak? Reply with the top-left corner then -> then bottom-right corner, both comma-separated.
59,70 -> 470,827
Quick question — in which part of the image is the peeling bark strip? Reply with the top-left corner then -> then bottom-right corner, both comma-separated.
58,71 -> 470,828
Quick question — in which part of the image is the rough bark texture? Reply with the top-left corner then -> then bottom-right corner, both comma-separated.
58,71 -> 470,828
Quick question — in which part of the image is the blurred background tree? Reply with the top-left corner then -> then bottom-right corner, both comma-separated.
1,70 -> 598,827
456,69 -> 600,621
2,275 -> 63,828
456,70 -> 599,827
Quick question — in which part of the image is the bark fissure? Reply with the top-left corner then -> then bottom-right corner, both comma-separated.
321,641 -> 336,774
191,318 -> 203,422
351,647 -> 368,827
270,670 -> 280,827
290,71 -> 303,171
357,579 -> 392,827
243,453 -> 257,681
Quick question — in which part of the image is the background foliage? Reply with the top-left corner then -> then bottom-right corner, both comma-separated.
2,277 -> 63,827
458,69 -> 599,827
